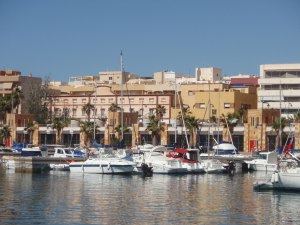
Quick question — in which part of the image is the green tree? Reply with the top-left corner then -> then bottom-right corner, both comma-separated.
146,114 -> 165,146
0,125 -> 11,146
80,121 -> 98,147
272,117 -> 287,151
155,104 -> 166,120
82,101 -> 95,122
26,80 -> 56,124
294,112 -> 300,123
52,116 -> 70,144
108,103 -> 121,139
177,107 -> 199,147
24,121 -> 36,144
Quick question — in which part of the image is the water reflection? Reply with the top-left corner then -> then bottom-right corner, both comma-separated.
1,169 -> 300,225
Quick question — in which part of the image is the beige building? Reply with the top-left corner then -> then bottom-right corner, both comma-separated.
98,71 -> 138,84
176,83 -> 257,120
258,63 -> 300,117
50,85 -> 173,124
195,67 -> 222,82
0,70 -> 42,114
244,109 -> 279,152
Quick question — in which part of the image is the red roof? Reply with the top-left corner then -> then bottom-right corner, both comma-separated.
230,77 -> 258,86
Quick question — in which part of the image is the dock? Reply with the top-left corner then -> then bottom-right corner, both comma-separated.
1,155 -> 85,173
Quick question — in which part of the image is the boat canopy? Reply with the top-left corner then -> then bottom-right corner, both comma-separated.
174,148 -> 189,154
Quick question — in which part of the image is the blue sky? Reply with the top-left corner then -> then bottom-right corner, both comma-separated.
0,0 -> 299,80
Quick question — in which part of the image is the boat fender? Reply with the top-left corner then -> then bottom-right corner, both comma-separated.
107,163 -> 111,170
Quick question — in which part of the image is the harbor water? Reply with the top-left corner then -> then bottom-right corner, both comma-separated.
1,168 -> 300,225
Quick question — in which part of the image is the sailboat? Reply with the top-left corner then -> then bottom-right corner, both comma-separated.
171,82 -> 220,173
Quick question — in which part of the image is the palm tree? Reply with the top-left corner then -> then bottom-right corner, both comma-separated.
146,114 -> 164,146
108,103 -> 121,139
80,121 -> 98,147
11,87 -> 23,113
24,121 -> 36,144
272,117 -> 287,151
82,102 -> 95,122
185,115 -> 199,147
221,112 -> 240,143
155,104 -> 166,120
294,112 -> 300,123
52,116 -> 70,144
0,125 -> 11,146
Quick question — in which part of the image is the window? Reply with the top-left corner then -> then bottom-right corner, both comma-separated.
100,98 -> 105,103
93,98 -> 97,103
188,91 -> 195,96
109,77 -> 112,80
63,99 -> 68,104
82,99 -> 87,104
149,98 -> 154,103
109,98 -> 114,103
139,98 -> 144,103
82,109 -> 85,116
149,108 -> 154,115
120,98 -> 125,103
161,98 -> 166,103
72,108 -> 77,116
129,98 -> 134,103
73,99 -> 77,103
194,103 -> 206,109
100,108 -> 105,117
54,99 -> 59,103
224,103 -> 231,108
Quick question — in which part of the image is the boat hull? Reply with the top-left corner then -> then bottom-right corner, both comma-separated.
248,163 -> 277,172
69,163 -> 135,174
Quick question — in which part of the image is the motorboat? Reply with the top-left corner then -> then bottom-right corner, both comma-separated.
69,152 -> 136,174
244,151 -> 278,172
133,145 -> 188,174
50,148 -> 80,171
254,161 -> 300,191
166,148 -> 205,173
21,146 -> 42,157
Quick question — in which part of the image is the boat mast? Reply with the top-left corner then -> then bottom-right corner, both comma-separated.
279,79 -> 282,150
174,81 -> 177,145
208,81 -> 211,152
120,50 -> 124,141
178,89 -> 190,149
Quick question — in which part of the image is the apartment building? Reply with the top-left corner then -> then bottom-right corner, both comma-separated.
0,70 -> 42,114
258,64 -> 300,117
178,83 -> 257,120
50,85 -> 173,125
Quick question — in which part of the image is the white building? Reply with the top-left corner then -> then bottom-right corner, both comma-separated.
195,67 -> 222,82
258,63 -> 300,117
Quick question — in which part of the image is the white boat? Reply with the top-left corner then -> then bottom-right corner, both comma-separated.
253,155 -> 300,191
201,159 -> 226,173
50,148 -> 75,171
166,148 -> 205,173
133,145 -> 188,174
244,151 -> 277,172
69,153 -> 136,174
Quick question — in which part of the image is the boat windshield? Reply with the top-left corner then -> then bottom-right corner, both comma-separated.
258,154 -> 267,160
215,149 -> 236,155
65,149 -> 72,154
